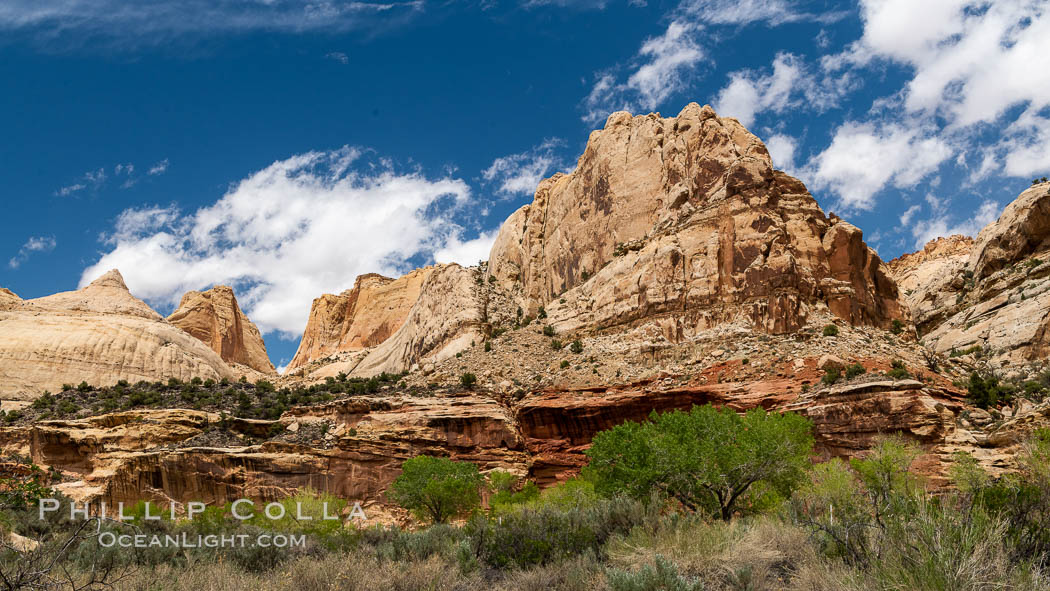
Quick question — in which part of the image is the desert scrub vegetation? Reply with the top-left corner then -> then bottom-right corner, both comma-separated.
5,371 -> 408,425
6,412 -> 1050,590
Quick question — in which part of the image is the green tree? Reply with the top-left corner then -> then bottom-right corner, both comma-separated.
388,456 -> 483,524
585,404 -> 813,521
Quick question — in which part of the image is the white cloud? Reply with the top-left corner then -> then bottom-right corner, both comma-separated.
804,121 -> 952,211
433,230 -> 499,267
763,133 -> 797,171
482,139 -> 566,197
910,200 -> 1001,249
715,52 -> 854,127
80,147 -> 475,337
147,159 -> 169,176
9,236 -> 56,269
0,1 -> 424,44
828,0 -> 1050,179
678,0 -> 814,26
898,204 -> 921,226
582,21 -> 704,124
325,51 -> 349,64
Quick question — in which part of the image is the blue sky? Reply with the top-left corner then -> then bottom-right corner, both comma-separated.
2,0 -> 1048,370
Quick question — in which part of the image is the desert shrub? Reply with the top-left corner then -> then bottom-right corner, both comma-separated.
845,363 -> 866,379
585,404 -> 813,521
606,556 -> 703,591
570,340 -> 584,354
551,339 -> 564,351
887,359 -> 910,380
890,319 -> 904,335
460,373 -> 478,389
966,371 -> 1012,409
461,496 -> 651,569
560,360 -> 570,369
388,456 -> 483,524
822,324 -> 839,337
543,325 -> 555,337
822,366 -> 841,385
484,341 -> 491,352
76,381 -> 91,392
537,306 -> 547,319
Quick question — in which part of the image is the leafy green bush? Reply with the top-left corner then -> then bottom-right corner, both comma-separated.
585,404 -> 813,521
551,339 -> 564,351
823,324 -> 839,337
845,363 -> 866,379
966,371 -> 1009,409
560,360 -> 570,369
890,319 -> 904,335
388,456 -> 483,524
543,325 -> 556,337
570,339 -> 583,354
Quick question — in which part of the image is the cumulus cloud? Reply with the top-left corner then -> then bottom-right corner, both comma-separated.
763,133 -> 797,171
804,121 -> 952,211
0,0 -> 424,44
80,147 -> 476,337
9,236 -> 56,269
433,229 -> 500,267
715,52 -> 848,127
828,0 -> 1050,179
482,139 -> 566,197
910,200 -> 1001,249
582,20 -> 704,124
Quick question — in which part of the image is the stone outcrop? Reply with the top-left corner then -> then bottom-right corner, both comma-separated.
488,103 -> 903,339
0,270 -> 237,400
288,268 -> 434,371
0,287 -> 21,310
168,286 -> 275,374
890,183 -> 1050,364
348,265 -> 488,377
0,396 -> 525,508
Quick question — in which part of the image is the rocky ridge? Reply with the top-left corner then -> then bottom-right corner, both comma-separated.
889,182 -> 1050,365
0,270 -> 238,400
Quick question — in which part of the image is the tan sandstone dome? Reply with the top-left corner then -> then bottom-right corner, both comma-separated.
167,285 -> 275,374
0,270 -> 237,400
890,181 -> 1050,364
288,267 -> 434,371
488,103 -> 904,337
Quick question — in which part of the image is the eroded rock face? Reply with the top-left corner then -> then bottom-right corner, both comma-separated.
489,104 -> 903,337
1,397 -> 525,508
890,183 -> 1050,363
0,270 -> 237,400
0,287 -> 21,311
168,286 -> 275,374
289,268 -> 434,371
349,265 -> 488,377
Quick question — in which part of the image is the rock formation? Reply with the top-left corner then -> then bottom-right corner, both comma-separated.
0,287 -> 21,311
168,285 -> 275,374
288,267 -> 434,371
889,182 -> 1050,364
0,270 -> 237,399
489,104 -> 903,338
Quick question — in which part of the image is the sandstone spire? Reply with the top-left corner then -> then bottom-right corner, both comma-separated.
168,285 -> 275,374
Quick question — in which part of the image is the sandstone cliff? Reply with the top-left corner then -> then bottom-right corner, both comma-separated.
0,287 -> 21,311
0,270 -> 237,399
167,285 -> 275,374
488,103 -> 903,338
889,182 -> 1050,364
288,267 -> 434,371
